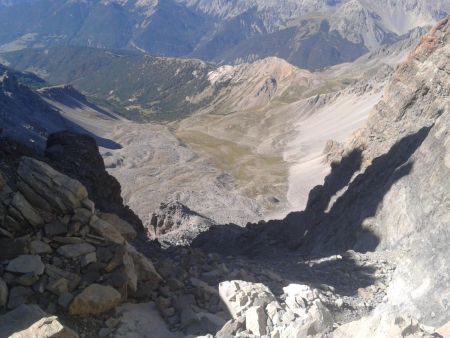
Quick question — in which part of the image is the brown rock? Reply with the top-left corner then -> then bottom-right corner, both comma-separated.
69,284 -> 121,316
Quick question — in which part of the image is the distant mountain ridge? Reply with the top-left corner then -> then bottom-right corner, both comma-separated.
0,0 -> 448,69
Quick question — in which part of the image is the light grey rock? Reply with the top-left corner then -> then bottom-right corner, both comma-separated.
57,243 -> 95,258
17,157 -> 88,214
219,280 -> 276,319
245,305 -> 267,336
6,255 -> 45,275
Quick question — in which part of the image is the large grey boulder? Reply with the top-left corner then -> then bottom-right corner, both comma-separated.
17,157 -> 88,214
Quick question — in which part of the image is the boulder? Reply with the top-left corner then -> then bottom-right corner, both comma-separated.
17,157 -> 88,214
57,243 -> 96,258
69,284 -> 121,316
219,280 -> 276,319
90,216 -> 125,244
6,255 -> 45,275
98,212 -> 137,241
0,304 -> 78,338
245,305 -> 267,336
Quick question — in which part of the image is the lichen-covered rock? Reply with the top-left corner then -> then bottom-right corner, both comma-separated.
69,284 -> 121,316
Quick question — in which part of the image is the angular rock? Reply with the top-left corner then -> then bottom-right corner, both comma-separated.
98,212 -> 137,241
69,284 -> 121,316
29,240 -> 52,255
216,317 -> 245,338
17,157 -> 88,214
283,284 -> 319,315
6,255 -> 45,275
10,192 -> 44,227
219,280 -> 276,319
57,243 -> 95,258
0,304 -> 78,338
245,306 -> 267,336
90,216 -> 125,244
281,300 -> 333,337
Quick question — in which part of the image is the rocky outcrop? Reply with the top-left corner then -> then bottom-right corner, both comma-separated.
45,131 -> 144,233
0,156 -> 163,335
148,201 -> 216,247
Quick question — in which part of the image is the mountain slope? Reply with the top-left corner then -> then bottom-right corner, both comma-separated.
244,17 -> 450,327
1,46 -> 213,121
0,0 -> 448,69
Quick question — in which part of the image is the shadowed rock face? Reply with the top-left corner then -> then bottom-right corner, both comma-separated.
45,131 -> 144,232
193,17 -> 450,327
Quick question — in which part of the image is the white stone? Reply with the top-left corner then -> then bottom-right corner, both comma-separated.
245,306 -> 267,336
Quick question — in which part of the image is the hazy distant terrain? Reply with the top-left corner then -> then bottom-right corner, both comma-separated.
0,0 -> 448,69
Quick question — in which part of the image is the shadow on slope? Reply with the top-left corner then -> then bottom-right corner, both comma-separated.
190,127 -> 432,297
0,73 -> 121,150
